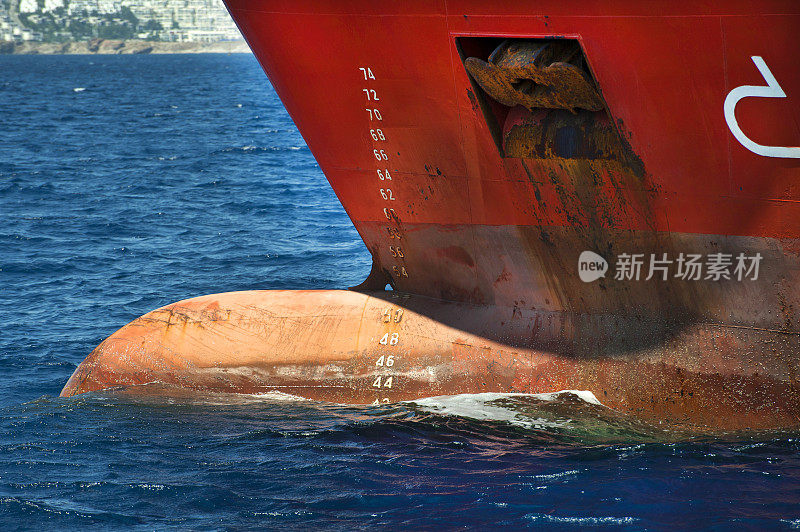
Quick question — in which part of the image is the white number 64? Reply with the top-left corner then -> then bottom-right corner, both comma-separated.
724,56 -> 799,159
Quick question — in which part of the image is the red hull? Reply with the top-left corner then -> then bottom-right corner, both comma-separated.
225,0 -> 800,303
62,1 -> 800,431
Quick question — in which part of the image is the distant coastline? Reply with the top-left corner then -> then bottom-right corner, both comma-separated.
0,38 -> 251,54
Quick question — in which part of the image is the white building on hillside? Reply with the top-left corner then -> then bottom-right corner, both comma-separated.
19,0 -> 38,13
43,0 -> 66,12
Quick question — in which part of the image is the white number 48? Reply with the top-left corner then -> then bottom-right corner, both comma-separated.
379,332 -> 399,346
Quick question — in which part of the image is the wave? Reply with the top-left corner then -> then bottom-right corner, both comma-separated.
51,382 -> 800,444
405,390 -> 602,430
526,514 -> 639,525
216,145 -> 308,154
58,384 -> 678,443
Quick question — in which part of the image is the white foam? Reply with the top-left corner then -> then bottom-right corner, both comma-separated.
535,389 -> 603,406
527,514 -> 638,525
528,469 -> 580,481
72,87 -> 85,92
187,390 -> 309,405
248,391 -> 309,402
138,484 -> 165,491
405,390 -> 603,430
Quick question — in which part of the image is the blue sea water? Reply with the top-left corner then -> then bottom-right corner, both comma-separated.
2,53 -> 800,530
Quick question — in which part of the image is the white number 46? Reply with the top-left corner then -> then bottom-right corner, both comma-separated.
375,355 -> 394,367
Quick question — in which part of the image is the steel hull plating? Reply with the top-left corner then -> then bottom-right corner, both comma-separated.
62,1 -> 800,430
60,290 -> 800,430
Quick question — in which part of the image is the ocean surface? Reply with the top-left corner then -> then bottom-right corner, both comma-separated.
2,53 -> 800,530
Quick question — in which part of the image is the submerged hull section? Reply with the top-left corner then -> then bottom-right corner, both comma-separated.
62,1 -> 800,430
61,290 -> 800,430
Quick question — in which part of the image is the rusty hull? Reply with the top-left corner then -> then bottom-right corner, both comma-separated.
61,289 -> 800,432
61,3 -> 800,433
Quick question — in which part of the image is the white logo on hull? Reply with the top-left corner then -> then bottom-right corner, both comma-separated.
724,56 -> 800,159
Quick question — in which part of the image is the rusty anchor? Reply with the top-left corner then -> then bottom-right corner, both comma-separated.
465,39 -> 604,113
